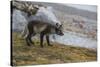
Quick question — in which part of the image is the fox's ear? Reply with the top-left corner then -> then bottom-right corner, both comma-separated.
56,23 -> 59,26
56,23 -> 60,28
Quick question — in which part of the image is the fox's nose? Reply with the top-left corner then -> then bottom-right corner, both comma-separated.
60,32 -> 64,36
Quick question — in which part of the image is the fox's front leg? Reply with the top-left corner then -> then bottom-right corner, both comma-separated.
40,33 -> 44,47
46,35 -> 52,46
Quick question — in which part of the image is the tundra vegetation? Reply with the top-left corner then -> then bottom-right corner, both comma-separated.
11,1 -> 97,66
12,32 -> 97,66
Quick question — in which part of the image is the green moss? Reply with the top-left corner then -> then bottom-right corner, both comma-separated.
12,32 -> 97,66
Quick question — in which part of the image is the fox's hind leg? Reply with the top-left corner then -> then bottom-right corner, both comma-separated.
26,33 -> 35,46
29,33 -> 36,45
26,23 -> 35,46
26,34 -> 31,46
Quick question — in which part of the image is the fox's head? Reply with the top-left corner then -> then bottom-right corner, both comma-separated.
55,23 -> 64,36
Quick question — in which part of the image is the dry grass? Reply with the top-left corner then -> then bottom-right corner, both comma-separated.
12,32 -> 97,66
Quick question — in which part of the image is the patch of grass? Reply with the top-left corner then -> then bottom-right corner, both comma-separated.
12,32 -> 97,66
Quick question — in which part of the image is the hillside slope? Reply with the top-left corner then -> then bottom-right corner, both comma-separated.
12,32 -> 97,66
